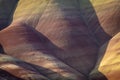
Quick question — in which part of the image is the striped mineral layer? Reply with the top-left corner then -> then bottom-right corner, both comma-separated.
0,0 -> 119,80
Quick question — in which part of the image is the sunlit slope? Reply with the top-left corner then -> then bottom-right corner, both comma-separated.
13,0 -> 50,28
79,0 -> 120,44
90,32 -> 120,80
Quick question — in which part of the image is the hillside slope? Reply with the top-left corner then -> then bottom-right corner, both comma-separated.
0,0 -> 119,80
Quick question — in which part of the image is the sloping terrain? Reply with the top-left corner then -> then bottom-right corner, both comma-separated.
0,0 -> 119,80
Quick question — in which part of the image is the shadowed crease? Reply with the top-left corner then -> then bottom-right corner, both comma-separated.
89,42 -> 109,80
0,0 -> 19,30
52,0 -> 111,80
